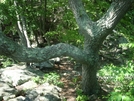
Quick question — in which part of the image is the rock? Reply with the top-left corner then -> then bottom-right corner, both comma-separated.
31,57 -> 61,70
0,81 -> 16,101
118,36 -> 128,44
35,93 -> 61,101
1,68 -> 36,86
25,90 -> 38,101
26,83 -> 61,101
32,61 -> 54,70
9,96 -> 25,101
100,33 -> 129,65
0,64 -> 62,101
16,80 -> 38,90
0,64 -> 44,86
1,69 -> 28,86
50,57 -> 61,64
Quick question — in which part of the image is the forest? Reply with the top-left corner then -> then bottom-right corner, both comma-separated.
0,0 -> 134,101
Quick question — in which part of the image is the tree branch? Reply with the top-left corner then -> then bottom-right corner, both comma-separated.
68,0 -> 94,31
68,0 -> 98,39
0,31 -> 91,65
97,0 -> 133,31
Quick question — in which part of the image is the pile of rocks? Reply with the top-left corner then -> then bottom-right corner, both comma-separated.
0,64 -> 61,101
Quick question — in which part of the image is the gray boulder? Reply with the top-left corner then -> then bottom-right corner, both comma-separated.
26,83 -> 61,101
0,64 -> 62,101
31,61 -> 54,70
31,57 -> 61,70
0,65 -> 36,86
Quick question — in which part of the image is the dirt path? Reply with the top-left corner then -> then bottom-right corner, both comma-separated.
41,60 -> 82,101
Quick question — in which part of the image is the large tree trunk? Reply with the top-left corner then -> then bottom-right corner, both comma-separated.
82,38 -> 100,95
69,0 -> 132,95
82,64 -> 99,95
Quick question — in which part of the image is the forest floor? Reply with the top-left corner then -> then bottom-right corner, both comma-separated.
0,57 -> 114,101
41,60 -> 81,101
41,58 -> 112,101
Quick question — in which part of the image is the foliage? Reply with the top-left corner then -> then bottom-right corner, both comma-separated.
44,0 -> 84,46
116,9 -> 134,43
83,0 -> 134,44
120,43 -> 134,48
0,56 -> 14,68
0,0 -> 84,47
76,89 -> 89,101
32,72 -> 64,87
120,43 -> 134,60
83,0 -> 110,21
98,61 -> 134,101
0,0 -> 133,47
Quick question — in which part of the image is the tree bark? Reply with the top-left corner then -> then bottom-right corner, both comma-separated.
14,0 -> 31,48
69,0 -> 133,95
0,31 -> 91,65
14,0 -> 31,66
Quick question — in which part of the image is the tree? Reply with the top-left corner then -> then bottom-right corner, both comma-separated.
0,0 -> 133,95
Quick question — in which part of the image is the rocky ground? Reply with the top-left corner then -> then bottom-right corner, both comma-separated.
0,57 -> 84,101
0,64 -> 61,101
0,56 -> 115,101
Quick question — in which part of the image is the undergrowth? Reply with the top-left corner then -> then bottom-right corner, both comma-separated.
32,72 -> 64,87
97,61 -> 134,101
